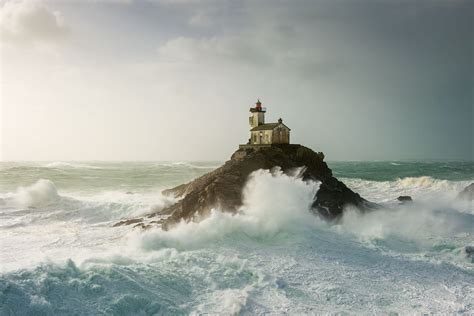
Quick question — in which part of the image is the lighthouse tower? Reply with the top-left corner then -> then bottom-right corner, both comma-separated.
249,99 -> 266,128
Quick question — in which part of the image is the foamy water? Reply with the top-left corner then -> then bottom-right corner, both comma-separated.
0,161 -> 473,314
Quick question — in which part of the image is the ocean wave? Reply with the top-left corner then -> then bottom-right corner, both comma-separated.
2,240 -> 472,314
15,179 -> 60,208
44,162 -> 103,170
395,176 -> 451,188
1,180 -> 176,227
336,203 -> 474,271
341,176 -> 472,204
0,259 -> 192,315
339,203 -> 473,242
154,162 -> 222,169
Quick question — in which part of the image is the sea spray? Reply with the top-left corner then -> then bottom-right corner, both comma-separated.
339,203 -> 470,243
342,176 -> 472,203
15,179 -> 60,208
0,179 -> 178,272
138,168 -> 320,250
335,200 -> 474,270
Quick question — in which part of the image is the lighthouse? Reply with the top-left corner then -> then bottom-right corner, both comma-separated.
249,99 -> 266,128
244,99 -> 291,146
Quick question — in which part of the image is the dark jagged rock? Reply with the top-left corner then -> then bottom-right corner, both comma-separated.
397,196 -> 413,204
457,183 -> 474,201
112,218 -> 143,227
465,246 -> 474,260
146,144 -> 377,230
133,223 -> 152,230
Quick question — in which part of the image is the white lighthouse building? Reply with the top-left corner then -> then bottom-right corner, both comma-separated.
246,99 -> 291,146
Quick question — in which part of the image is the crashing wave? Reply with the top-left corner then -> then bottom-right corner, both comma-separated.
138,168 -> 319,250
15,179 -> 60,208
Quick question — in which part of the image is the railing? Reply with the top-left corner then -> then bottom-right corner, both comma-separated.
249,107 -> 267,112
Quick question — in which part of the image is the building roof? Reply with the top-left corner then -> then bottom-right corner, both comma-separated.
250,122 -> 291,131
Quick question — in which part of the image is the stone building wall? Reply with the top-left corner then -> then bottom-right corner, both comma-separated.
251,130 -> 273,144
272,127 -> 290,144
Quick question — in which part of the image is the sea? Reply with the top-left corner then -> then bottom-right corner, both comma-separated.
0,160 -> 473,314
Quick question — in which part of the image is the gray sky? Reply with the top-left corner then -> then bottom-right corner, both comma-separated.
1,0 -> 472,161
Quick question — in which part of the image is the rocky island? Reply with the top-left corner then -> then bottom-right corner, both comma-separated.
158,144 -> 376,229
115,100 -> 377,230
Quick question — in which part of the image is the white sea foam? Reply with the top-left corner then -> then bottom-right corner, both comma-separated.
155,162 -> 221,169
65,190 -> 177,218
44,161 -> 102,169
2,179 -> 175,223
342,176 -> 471,204
200,287 -> 251,315
137,168 -> 319,250
0,179 -> 179,272
15,179 -> 60,208
339,203 -> 470,243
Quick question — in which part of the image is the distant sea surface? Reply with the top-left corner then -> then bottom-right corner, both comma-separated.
0,161 -> 473,314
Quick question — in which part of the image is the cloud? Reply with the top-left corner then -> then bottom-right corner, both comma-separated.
188,10 -> 213,27
147,0 -> 215,4
0,0 -> 68,44
156,23 -> 344,80
157,36 -> 269,66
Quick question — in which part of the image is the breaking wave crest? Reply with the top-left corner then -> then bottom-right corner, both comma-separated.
154,162 -> 222,169
44,161 -> 103,169
0,179 -> 176,229
15,179 -> 60,208
342,175 -> 471,204
395,175 -> 449,188
138,168 -> 320,250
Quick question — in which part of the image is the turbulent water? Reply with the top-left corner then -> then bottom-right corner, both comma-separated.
0,160 -> 473,314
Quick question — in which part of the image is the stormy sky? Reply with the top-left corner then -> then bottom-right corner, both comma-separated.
1,0 -> 472,161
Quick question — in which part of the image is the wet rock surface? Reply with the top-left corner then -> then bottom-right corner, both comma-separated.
397,195 -> 413,204
113,218 -> 143,227
465,246 -> 474,257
